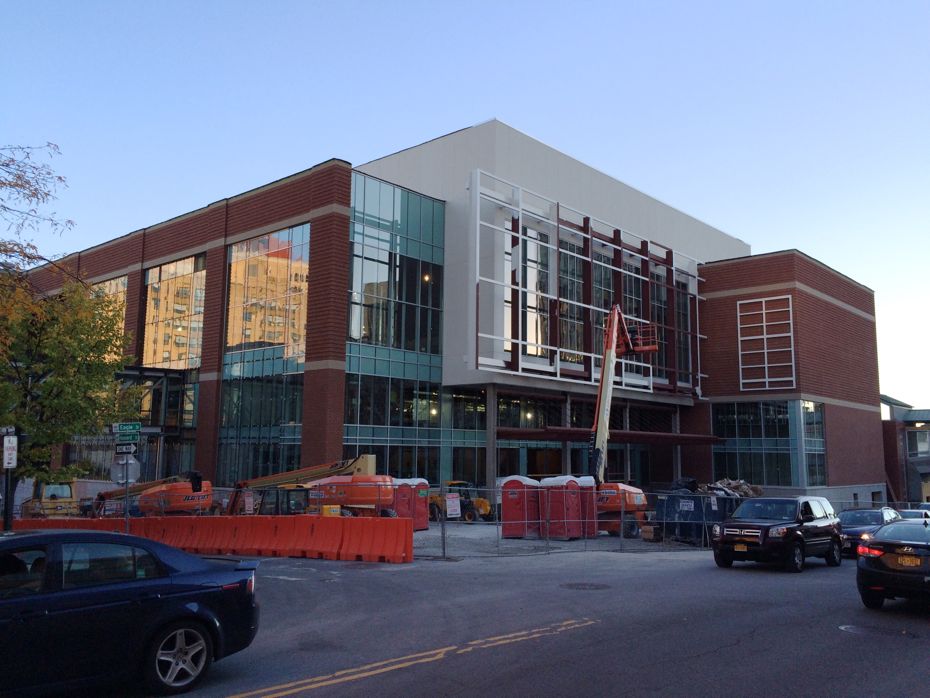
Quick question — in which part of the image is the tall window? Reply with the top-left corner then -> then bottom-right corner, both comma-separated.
142,255 -> 206,369
347,174 -> 443,355
558,240 -> 584,364
226,223 -> 309,359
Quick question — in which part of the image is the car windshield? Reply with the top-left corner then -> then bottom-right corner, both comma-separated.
873,522 -> 930,544
839,510 -> 882,526
732,499 -> 797,520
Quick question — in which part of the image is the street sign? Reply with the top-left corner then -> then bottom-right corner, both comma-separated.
117,432 -> 140,444
3,436 -> 16,470
0,426 -> 15,436
113,422 -> 142,433
109,455 -> 140,484
115,443 -> 138,455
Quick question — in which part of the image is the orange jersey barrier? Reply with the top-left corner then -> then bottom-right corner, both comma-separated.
12,513 -> 414,563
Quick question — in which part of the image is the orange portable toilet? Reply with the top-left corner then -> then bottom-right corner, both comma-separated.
501,476 -> 541,539
392,479 -> 415,521
577,476 -> 598,539
393,478 -> 430,531
539,476 -> 582,540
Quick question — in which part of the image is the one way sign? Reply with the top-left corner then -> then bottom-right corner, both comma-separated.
115,444 -> 137,455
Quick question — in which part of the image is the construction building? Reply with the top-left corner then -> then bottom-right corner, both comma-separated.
30,120 -> 888,502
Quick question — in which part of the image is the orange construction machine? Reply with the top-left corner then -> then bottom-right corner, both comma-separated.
225,455 -> 394,517
91,472 -> 212,517
589,305 -> 657,537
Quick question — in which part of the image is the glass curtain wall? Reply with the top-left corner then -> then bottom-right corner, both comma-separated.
142,255 -> 206,369
343,173 -> 446,482
712,400 -> 809,486
217,223 -> 310,485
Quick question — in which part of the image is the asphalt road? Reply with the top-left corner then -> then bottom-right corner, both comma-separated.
157,550 -> 926,698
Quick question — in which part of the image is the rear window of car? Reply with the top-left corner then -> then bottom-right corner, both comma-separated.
732,499 -> 798,520
0,547 -> 47,598
873,523 -> 930,543
61,542 -> 163,588
840,510 -> 882,526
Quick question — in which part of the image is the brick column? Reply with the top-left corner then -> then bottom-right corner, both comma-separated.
194,241 -> 230,482
301,163 -> 352,466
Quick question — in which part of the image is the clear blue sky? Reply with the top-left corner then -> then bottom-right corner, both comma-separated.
4,0 -> 929,405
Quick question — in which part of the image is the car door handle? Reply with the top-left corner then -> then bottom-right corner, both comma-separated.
135,593 -> 162,603
16,609 -> 49,620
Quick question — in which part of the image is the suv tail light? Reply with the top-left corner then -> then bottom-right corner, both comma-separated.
857,543 -> 884,558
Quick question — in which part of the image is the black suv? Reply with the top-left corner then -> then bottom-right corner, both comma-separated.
711,496 -> 842,572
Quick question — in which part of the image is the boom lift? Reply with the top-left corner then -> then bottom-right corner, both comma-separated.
90,472 -> 211,517
225,455 -> 389,516
589,305 -> 658,537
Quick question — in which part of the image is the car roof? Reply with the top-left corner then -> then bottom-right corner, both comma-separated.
0,529 -> 216,573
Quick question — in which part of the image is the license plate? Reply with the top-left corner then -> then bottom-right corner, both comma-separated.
899,555 -> 921,567
843,541 -> 852,549
734,544 -> 747,552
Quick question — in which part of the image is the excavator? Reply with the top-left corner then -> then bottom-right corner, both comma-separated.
589,305 -> 657,537
224,455 -> 395,517
89,472 -> 212,517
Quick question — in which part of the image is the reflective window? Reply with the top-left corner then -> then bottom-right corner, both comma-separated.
226,223 -> 309,360
61,543 -> 161,588
142,255 -> 206,369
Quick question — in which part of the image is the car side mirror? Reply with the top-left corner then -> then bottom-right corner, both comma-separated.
801,513 -> 815,523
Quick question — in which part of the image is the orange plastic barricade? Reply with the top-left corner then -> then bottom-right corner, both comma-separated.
285,516 -> 317,557
259,516 -> 296,557
307,515 -> 344,560
196,517 -> 231,555
239,516 -> 277,556
338,517 -> 413,564
227,516 -> 267,556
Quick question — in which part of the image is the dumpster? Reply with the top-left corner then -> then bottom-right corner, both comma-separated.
539,476 -> 582,540
393,478 -> 430,531
654,492 -> 740,544
500,476 -> 541,539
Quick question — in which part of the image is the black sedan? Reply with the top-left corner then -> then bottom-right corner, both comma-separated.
857,519 -> 930,609
838,507 -> 900,556
0,529 -> 259,695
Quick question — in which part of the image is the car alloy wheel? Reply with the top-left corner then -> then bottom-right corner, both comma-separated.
785,542 -> 804,573
826,539 -> 842,567
146,622 -> 213,695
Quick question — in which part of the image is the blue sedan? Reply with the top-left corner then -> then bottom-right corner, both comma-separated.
0,529 -> 259,695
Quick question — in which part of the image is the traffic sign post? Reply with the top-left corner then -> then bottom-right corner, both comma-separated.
111,423 -> 142,534
2,429 -> 17,532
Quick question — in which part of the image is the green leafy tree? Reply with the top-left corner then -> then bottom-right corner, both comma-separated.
0,274 -> 139,481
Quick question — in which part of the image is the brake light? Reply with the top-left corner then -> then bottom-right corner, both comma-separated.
857,544 -> 884,557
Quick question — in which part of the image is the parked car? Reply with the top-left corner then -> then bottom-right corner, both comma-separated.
898,509 -> 930,520
917,503 -> 930,511
711,496 -> 842,572
0,529 -> 259,695
838,507 -> 901,556
857,519 -> 930,609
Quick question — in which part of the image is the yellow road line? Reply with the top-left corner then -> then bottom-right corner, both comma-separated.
229,618 -> 597,698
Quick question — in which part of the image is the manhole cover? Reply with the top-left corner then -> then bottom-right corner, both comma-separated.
560,583 -> 611,591
839,625 -> 919,639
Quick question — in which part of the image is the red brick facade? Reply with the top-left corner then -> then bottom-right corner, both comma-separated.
29,159 -> 352,482
698,250 -> 885,489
